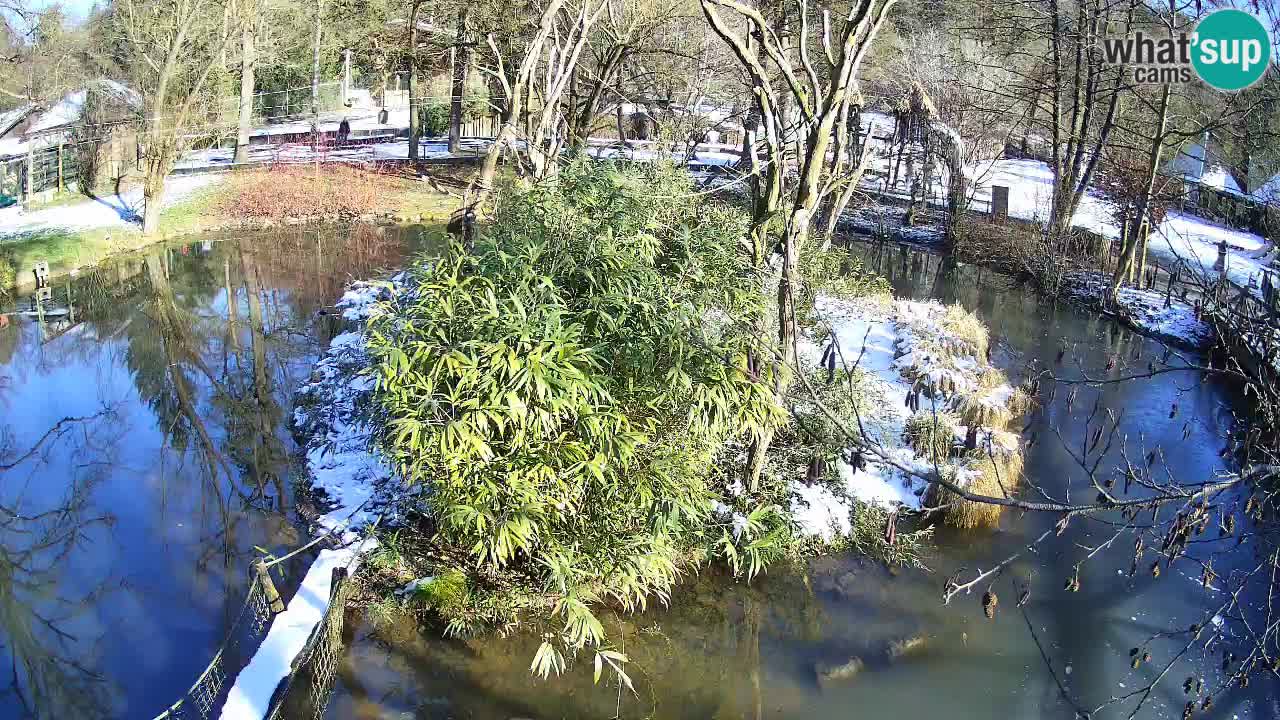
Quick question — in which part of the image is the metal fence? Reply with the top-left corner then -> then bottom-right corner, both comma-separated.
0,144 -> 81,199
147,538 -> 362,720
265,568 -> 353,720
215,82 -> 349,128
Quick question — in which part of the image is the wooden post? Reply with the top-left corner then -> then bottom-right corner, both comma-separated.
25,147 -> 33,202
256,560 -> 286,613
57,143 -> 64,192
990,185 -> 1009,220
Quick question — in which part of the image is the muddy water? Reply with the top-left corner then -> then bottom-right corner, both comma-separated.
0,224 -> 437,719
320,241 -> 1275,720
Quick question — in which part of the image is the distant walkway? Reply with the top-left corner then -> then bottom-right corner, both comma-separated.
0,175 -> 219,238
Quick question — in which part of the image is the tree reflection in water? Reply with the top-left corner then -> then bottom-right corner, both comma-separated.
0,223 -> 435,719
0,410 -> 120,719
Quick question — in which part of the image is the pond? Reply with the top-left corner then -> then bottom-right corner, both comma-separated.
318,241 -> 1275,720
0,223 -> 437,719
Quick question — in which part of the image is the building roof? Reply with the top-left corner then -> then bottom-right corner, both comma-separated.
0,80 -> 140,160
1166,141 -> 1245,197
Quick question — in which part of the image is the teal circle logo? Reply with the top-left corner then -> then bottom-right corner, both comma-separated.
1192,9 -> 1271,91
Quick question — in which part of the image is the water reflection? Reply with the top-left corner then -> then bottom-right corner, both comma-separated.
0,223 -> 434,718
321,240 -> 1274,720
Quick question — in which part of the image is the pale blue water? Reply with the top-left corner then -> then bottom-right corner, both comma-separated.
0,224 -> 433,719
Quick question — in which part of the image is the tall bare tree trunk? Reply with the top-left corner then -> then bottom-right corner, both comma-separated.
448,8 -> 470,154
310,0 -> 322,118
1110,81 -> 1170,303
234,5 -> 256,164
470,0 -> 567,206
407,0 -> 422,161
142,161 -> 166,236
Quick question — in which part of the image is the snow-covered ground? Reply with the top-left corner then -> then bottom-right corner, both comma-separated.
853,110 -> 1273,293
1145,213 -> 1272,292
219,281 -> 400,720
0,174 -> 220,236
787,295 -> 1021,540
1062,272 -> 1215,350
970,158 -> 1273,293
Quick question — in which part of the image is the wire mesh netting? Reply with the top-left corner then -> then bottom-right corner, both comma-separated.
253,83 -> 346,123
150,576 -> 276,720
1,145 -> 81,197
145,558 -> 358,720
265,567 -> 353,720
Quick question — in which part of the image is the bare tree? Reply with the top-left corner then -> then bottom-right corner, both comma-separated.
702,0 -> 898,488
447,7 -> 471,154
113,0 -> 231,235
233,0 -> 257,164
470,0 -> 607,204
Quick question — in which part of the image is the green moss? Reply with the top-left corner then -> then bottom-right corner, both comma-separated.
412,569 -> 469,614
156,185 -> 224,233
0,226 -> 136,282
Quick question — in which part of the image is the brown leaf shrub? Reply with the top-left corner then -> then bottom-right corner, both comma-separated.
218,164 -> 401,220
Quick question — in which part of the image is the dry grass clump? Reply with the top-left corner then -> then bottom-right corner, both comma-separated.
953,216 -> 1074,294
218,164 -> 403,220
977,365 -> 1006,389
953,390 -> 1013,430
904,411 -> 958,463
1007,383 -> 1036,418
941,304 -> 989,359
976,428 -> 1022,461
928,448 -> 1024,530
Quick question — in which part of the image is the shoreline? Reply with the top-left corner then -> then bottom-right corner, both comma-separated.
1,168 -> 456,294
840,228 -> 1216,353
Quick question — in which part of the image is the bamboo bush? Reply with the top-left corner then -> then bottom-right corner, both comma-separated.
365,161 -> 789,679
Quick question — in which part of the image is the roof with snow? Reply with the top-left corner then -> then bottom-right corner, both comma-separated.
1251,173 -> 1280,204
0,104 -> 34,137
0,80 -> 141,159
1198,165 -> 1244,196
1165,141 -> 1246,197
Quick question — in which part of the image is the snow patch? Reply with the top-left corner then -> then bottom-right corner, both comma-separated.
790,295 -> 1021,539
1062,272 -> 1214,350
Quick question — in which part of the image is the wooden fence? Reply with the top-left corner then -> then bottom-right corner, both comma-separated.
1196,271 -> 1280,447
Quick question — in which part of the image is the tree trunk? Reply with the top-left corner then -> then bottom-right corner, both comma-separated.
142,118 -> 172,236
470,0 -> 567,206
448,8 -> 470,154
407,0 -> 422,161
569,45 -> 625,152
1110,81 -> 1169,302
310,0 -> 322,118
234,8 -> 256,165
142,169 -> 165,236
